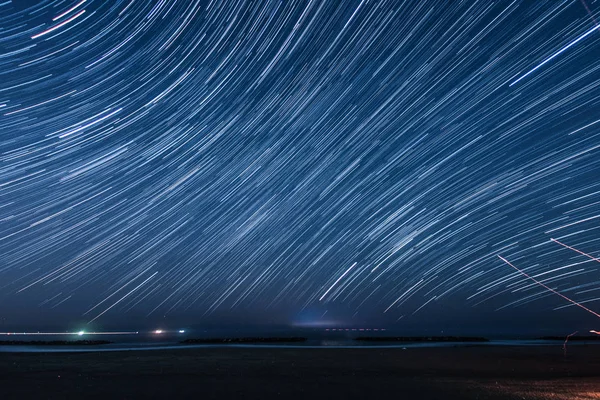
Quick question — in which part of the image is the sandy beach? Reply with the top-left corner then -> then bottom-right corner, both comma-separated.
0,344 -> 599,399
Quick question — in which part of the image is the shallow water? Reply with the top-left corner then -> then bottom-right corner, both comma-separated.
0,338 -> 595,353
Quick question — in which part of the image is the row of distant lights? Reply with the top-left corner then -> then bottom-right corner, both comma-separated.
153,330 -> 186,334
324,328 -> 386,332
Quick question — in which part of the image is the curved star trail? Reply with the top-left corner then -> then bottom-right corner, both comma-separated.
1,0 -> 600,329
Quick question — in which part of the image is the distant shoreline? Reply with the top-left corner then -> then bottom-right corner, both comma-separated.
538,336 -> 600,341
354,336 -> 489,342
3,336 -> 600,350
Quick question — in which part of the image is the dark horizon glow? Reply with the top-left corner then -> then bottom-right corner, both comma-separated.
1,1 -> 600,333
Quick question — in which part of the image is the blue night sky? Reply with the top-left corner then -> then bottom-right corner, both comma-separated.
1,0 -> 600,333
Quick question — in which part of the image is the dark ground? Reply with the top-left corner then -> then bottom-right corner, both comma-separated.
0,345 -> 599,399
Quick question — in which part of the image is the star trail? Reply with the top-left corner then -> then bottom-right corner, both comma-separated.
1,0 -> 600,331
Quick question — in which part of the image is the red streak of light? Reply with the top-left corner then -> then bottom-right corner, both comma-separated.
497,255 -> 600,319
563,330 -> 578,355
579,0 -> 600,33
591,330 -> 600,335
550,238 -> 600,263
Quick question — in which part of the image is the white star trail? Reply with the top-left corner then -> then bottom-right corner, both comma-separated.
0,0 -> 599,330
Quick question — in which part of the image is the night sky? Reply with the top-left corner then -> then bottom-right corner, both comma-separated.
1,0 -> 600,333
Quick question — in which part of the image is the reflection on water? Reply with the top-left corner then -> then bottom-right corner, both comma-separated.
0,336 -> 598,353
